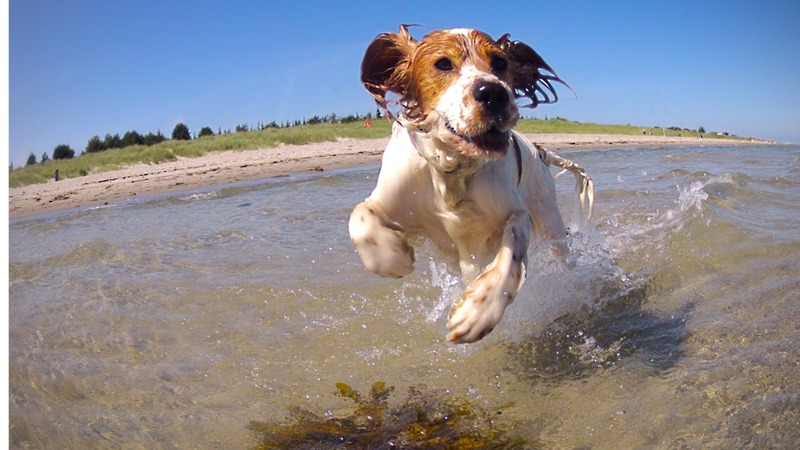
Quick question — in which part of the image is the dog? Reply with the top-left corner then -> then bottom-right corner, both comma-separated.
349,26 -> 593,343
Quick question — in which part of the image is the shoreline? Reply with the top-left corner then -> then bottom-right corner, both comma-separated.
8,133 -> 780,219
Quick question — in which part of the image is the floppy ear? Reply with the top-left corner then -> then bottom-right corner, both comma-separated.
498,34 -> 574,108
361,25 -> 417,114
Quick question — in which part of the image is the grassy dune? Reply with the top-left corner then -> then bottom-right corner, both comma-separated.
9,119 -> 732,188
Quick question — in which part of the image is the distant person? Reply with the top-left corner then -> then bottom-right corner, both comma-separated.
364,118 -> 372,128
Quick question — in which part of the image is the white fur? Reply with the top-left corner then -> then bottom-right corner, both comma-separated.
350,123 -> 579,343
350,29 -> 593,343
436,65 -> 482,133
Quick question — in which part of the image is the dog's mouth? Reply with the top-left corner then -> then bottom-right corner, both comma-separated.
444,120 -> 511,156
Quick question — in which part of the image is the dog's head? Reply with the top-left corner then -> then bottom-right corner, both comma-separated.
362,25 -> 569,158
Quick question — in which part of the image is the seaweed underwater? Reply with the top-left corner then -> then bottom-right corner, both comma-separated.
248,381 -> 532,449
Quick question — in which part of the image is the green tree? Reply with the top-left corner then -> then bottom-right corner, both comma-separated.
41,151 -> 51,163
53,144 -> 76,160
172,123 -> 191,140
122,130 -> 144,147
198,126 -> 215,138
698,126 -> 706,133
144,131 -> 166,146
103,133 -> 123,150
86,135 -> 106,153
26,152 -> 37,166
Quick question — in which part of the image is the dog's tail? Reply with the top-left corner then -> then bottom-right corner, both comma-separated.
538,146 -> 595,222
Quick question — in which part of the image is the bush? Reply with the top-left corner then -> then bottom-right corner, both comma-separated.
198,126 -> 215,138
53,144 -> 76,160
172,123 -> 191,141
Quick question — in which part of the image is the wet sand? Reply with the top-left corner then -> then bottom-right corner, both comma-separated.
8,133 -> 772,219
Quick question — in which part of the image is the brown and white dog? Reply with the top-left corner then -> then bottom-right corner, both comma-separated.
349,26 -> 593,343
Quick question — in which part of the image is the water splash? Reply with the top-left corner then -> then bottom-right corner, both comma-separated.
429,227 -> 628,345
387,216 -> 633,346
602,175 -> 735,259
178,191 -> 218,202
426,261 -> 462,322
676,180 -> 709,212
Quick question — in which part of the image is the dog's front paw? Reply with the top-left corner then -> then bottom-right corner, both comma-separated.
354,225 -> 415,278
349,202 -> 415,278
446,269 -> 511,344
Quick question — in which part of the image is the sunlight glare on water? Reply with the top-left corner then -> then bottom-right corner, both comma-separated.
9,145 -> 800,448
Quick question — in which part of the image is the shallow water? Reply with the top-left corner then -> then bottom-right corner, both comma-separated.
9,144 -> 800,448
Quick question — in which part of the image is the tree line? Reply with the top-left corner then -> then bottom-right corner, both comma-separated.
18,111 -> 382,169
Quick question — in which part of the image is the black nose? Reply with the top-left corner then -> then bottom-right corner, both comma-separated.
472,81 -> 509,114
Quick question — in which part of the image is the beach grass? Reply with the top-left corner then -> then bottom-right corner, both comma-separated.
9,118 -> 733,188
515,118 -> 709,137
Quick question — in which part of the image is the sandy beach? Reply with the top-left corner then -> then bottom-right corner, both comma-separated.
8,133 -> 774,219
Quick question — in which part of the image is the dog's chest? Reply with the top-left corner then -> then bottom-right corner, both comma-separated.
429,177 -> 506,242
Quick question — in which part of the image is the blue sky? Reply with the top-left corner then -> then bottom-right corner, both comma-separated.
8,0 -> 800,167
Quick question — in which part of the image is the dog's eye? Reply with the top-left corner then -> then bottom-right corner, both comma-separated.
491,56 -> 508,74
435,58 -> 454,71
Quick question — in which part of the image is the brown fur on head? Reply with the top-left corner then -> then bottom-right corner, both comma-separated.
361,25 -> 569,118
361,25 -> 418,115
360,26 -> 570,157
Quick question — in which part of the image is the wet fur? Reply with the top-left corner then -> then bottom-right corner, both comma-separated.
351,26 -> 592,343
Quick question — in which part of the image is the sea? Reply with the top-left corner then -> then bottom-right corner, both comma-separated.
9,144 -> 800,448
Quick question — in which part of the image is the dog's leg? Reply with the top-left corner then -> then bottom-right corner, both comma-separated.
446,210 -> 531,343
542,147 -> 594,221
349,199 -> 415,278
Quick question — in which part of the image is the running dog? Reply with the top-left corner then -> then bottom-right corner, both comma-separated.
349,26 -> 593,343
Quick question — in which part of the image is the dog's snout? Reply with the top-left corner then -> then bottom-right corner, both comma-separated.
472,82 -> 509,114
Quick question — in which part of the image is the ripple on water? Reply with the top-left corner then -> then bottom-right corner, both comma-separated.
9,145 -> 800,447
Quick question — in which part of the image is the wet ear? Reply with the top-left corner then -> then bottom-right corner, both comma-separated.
361,25 -> 417,113
498,33 -> 574,108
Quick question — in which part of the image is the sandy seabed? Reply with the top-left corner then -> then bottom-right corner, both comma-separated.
9,133 -> 773,219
